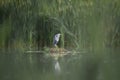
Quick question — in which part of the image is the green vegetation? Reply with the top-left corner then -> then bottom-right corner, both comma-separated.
0,0 -> 120,51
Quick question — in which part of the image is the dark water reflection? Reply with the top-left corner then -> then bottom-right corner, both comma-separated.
0,49 -> 120,80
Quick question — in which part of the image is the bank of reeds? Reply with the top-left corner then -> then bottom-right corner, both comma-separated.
0,0 -> 120,51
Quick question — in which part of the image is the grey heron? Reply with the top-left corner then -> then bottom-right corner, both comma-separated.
53,33 -> 61,47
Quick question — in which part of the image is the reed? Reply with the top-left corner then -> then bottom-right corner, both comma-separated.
0,0 -> 120,51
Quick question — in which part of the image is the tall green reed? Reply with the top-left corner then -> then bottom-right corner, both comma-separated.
0,0 -> 120,51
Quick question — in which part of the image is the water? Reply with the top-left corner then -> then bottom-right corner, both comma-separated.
0,49 -> 120,80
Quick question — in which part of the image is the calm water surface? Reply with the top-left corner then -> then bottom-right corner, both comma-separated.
0,49 -> 120,80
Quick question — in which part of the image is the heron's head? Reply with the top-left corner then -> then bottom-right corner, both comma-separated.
57,33 -> 61,36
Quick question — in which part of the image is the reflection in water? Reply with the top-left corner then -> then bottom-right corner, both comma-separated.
54,60 -> 61,75
0,49 -> 120,80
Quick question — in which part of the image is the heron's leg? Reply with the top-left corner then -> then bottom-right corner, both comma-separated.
55,44 -> 58,48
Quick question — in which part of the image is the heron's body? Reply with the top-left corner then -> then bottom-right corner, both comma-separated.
53,33 -> 61,47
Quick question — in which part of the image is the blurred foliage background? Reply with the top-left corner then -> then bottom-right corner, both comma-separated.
0,0 -> 120,51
